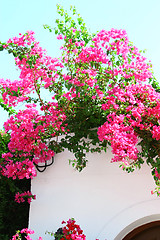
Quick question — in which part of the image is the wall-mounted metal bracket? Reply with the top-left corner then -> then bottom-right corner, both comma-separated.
34,156 -> 54,173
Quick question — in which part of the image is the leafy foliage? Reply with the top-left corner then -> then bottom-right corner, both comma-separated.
0,132 -> 30,239
0,176 -> 31,239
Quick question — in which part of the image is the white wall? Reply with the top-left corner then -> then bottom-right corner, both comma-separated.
29,147 -> 160,240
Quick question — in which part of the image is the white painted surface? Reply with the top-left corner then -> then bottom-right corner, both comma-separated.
29,147 -> 160,240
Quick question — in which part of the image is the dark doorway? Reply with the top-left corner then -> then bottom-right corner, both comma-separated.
123,221 -> 160,240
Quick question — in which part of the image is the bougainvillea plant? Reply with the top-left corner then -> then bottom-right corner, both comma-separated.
11,219 -> 86,240
46,218 -> 86,240
11,228 -> 41,240
0,4 -> 160,198
55,218 -> 86,240
15,191 -> 36,204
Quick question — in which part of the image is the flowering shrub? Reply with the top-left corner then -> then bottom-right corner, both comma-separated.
11,228 -> 39,240
11,219 -> 86,240
0,4 -> 160,197
59,218 -> 86,240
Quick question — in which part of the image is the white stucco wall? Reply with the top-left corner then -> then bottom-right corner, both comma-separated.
29,147 -> 160,240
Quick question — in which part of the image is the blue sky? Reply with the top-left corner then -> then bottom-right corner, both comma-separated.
0,0 -> 160,128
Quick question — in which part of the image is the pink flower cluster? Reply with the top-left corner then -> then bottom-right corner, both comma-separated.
98,113 -> 138,165
0,156 -> 37,179
15,191 -> 36,204
0,31 -> 63,107
11,228 -> 42,240
92,28 -> 152,82
98,83 -> 160,166
60,219 -> 86,240
1,104 -> 66,179
58,27 -> 153,104
155,169 -> 160,179
11,228 -> 34,240
77,46 -> 109,64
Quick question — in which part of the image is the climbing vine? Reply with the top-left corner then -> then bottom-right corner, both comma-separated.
0,5 -> 160,197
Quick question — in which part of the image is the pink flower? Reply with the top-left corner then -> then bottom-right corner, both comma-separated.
15,191 -> 36,204
155,169 -> 160,179
57,34 -> 63,40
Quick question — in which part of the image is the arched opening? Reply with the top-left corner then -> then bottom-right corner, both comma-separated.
122,221 -> 160,240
